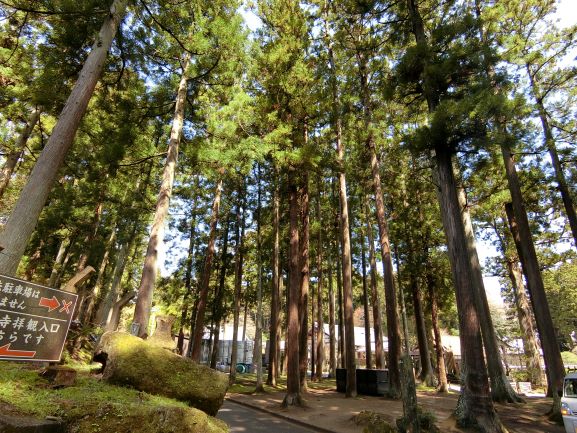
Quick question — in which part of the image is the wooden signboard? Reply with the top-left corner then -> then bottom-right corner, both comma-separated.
0,273 -> 78,362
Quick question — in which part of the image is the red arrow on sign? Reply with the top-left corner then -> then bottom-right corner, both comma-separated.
39,296 -> 60,312
0,343 -> 36,358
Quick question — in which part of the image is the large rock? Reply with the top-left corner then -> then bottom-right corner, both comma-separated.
0,362 -> 227,433
94,332 -> 228,416
68,403 -> 228,433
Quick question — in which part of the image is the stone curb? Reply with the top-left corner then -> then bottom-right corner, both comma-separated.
225,395 -> 340,433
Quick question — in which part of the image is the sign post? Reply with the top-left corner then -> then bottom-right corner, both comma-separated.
0,274 -> 78,362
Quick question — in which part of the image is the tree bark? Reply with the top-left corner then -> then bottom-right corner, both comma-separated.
191,177 -> 223,361
177,208 -> 197,355
83,227 -> 116,324
357,48 -> 401,396
96,242 -> 128,328
502,143 -> 564,403
229,193 -> 246,384
0,106 -> 41,200
410,272 -> 435,386
406,0 -> 502,428
435,146 -> 499,430
505,253 -> 543,386
254,166 -> 264,393
365,202 -> 384,369
267,168 -> 281,386
132,56 -> 190,337
427,268 -> 448,393
299,170 -> 310,392
0,0 -> 129,275
211,218 -> 230,369
283,169 -> 303,407
336,226 -> 345,370
457,175 -> 521,403
328,244 -> 336,379
315,185 -> 325,380
49,236 -> 70,287
361,228 -> 372,369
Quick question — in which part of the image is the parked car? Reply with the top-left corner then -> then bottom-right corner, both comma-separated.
561,371 -> 577,432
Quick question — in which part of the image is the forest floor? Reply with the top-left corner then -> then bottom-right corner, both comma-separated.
226,376 -> 564,433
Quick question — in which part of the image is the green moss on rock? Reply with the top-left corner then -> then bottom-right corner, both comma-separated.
0,362 -> 228,433
95,332 -> 229,416
68,403 -> 228,433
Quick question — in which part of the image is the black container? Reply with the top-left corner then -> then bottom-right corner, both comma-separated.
336,368 -> 389,396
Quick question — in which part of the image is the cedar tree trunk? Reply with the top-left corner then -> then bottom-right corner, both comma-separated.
132,57 -> 190,337
0,0 -> 129,275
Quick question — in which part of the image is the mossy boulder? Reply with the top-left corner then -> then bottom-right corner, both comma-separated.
352,411 -> 397,433
0,361 -> 228,433
94,332 -> 228,416
68,402 -> 228,433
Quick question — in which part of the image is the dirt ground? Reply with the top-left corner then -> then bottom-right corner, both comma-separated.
227,387 -> 565,433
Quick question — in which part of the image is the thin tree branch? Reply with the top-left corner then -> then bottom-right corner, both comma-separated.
118,152 -> 168,167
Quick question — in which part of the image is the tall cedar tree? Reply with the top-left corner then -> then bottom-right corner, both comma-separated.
0,0 -> 129,274
403,0 -> 504,430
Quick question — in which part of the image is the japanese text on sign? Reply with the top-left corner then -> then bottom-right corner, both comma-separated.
0,274 -> 78,362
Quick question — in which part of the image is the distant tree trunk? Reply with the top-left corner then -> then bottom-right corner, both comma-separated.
242,301 -> 248,363
277,274 -> 284,377
76,198 -> 104,272
427,268 -> 448,393
527,69 -> 577,247
337,166 -> 356,397
502,142 -> 564,403
283,169 -> 303,407
96,242 -> 129,328
365,203 -> 384,369
211,218 -> 230,369
336,232 -> 345,369
314,182 -> 324,381
325,14 -> 352,383
505,202 -> 562,399
49,236 -> 70,287
0,106 -> 41,200
0,0 -> 130,275
267,169 -> 281,387
191,178 -> 223,361
177,209 -> 197,355
328,246 -> 336,378
299,170 -> 310,392
54,244 -> 74,289
358,49 -> 401,396
361,230 -> 372,369
457,180 -> 521,403
410,272 -> 435,386
73,198 -> 104,320
311,276 -> 316,381
229,195 -> 246,384
83,227 -> 116,324
132,56 -> 190,337
394,247 -> 411,354
505,253 -> 543,387
254,166 -> 265,393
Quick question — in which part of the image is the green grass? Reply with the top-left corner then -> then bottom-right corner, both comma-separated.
562,351 -> 577,366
